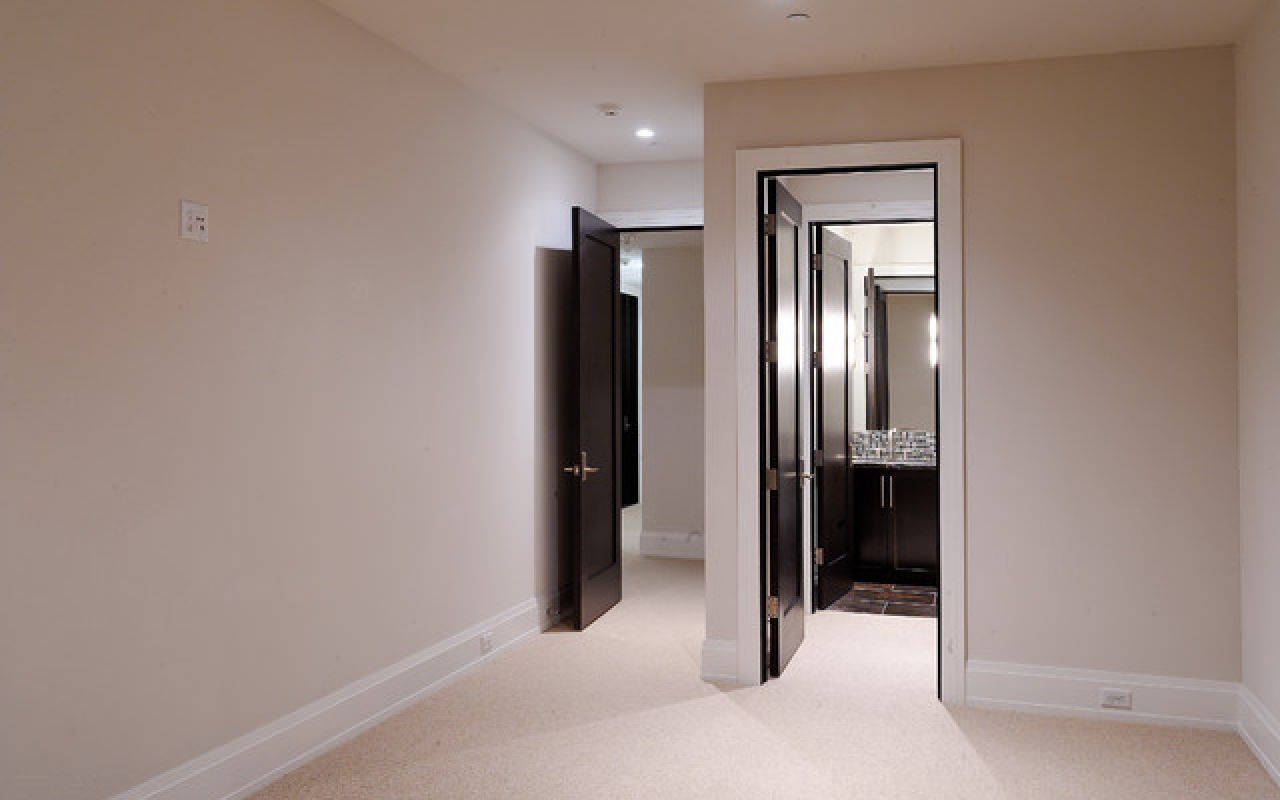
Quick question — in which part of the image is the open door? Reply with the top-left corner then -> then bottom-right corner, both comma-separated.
567,207 -> 622,630
813,227 -> 854,609
762,180 -> 805,677
620,293 -> 640,508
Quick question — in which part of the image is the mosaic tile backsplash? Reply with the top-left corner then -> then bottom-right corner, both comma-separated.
852,429 -> 937,465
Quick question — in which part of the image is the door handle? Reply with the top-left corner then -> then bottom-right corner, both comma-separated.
562,450 -> 601,482
784,471 -> 813,483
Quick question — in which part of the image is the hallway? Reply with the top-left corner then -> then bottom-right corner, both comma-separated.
251,508 -> 1278,799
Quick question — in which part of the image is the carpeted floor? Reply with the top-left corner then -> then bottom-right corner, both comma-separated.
251,507 -> 1279,799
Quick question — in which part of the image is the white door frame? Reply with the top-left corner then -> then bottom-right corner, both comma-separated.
727,139 -> 965,703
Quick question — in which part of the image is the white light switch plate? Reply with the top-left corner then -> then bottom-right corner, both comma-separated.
180,199 -> 209,243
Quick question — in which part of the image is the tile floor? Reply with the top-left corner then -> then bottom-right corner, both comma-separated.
829,582 -> 938,617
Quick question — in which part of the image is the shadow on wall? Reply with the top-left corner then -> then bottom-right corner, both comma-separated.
534,247 -> 575,625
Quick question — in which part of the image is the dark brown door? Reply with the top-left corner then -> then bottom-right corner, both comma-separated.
763,179 -> 805,677
569,207 -> 622,630
813,227 -> 854,609
620,293 -> 640,507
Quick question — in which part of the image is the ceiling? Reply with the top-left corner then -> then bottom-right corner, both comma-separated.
317,0 -> 1265,165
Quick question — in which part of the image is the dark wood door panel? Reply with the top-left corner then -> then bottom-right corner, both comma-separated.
815,227 -> 853,610
620,294 -> 639,508
571,207 -> 622,630
766,179 -> 805,677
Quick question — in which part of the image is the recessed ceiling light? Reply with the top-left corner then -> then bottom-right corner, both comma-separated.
635,127 -> 655,139
787,12 -> 810,21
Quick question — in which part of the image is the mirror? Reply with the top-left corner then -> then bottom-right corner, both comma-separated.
865,275 -> 936,432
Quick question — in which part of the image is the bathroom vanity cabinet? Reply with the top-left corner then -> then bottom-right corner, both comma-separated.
851,464 -> 938,585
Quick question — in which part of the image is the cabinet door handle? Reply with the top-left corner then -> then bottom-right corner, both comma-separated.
889,474 -> 894,508
880,475 -> 886,508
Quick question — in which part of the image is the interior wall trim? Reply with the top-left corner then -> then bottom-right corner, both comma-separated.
1240,686 -> 1280,786
638,529 -> 706,559
966,660 -> 1240,730
700,638 -> 739,683
108,599 -> 542,800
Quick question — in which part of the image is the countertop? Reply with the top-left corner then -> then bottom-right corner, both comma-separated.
851,459 -> 937,470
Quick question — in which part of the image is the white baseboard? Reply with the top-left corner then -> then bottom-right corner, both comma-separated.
1240,686 -> 1280,786
110,599 -> 543,800
700,638 -> 739,683
966,661 -> 1239,730
639,529 -> 705,559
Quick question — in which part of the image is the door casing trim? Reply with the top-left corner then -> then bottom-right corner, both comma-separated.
724,140 -> 964,703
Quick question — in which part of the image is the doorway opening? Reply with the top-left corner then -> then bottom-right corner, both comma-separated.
760,168 -> 940,683
617,227 -> 706,563
559,210 -> 705,632
810,217 -> 939,622
725,139 -> 964,702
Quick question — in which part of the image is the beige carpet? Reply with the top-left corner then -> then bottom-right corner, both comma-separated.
252,508 -> 1278,799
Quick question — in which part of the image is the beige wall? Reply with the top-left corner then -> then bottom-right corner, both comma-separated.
705,48 -> 1239,680
1238,0 -> 1280,722
0,3 -> 595,799
598,160 -> 703,212
641,246 -> 705,537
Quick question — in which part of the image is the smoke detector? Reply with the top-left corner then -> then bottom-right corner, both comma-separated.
597,103 -> 622,117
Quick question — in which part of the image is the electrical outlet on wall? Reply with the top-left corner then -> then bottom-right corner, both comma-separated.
1100,688 -> 1133,710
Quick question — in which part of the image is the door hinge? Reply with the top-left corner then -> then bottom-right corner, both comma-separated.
765,468 -> 779,491
766,595 -> 780,620
811,252 -> 823,270
813,449 -> 824,468
815,547 -> 825,566
811,350 -> 821,369
763,213 -> 777,236
763,340 -> 778,364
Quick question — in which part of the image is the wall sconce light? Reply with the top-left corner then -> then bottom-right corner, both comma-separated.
929,313 -> 939,368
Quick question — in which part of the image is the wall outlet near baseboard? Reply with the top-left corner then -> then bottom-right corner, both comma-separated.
1100,688 -> 1133,710
479,631 -> 494,654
